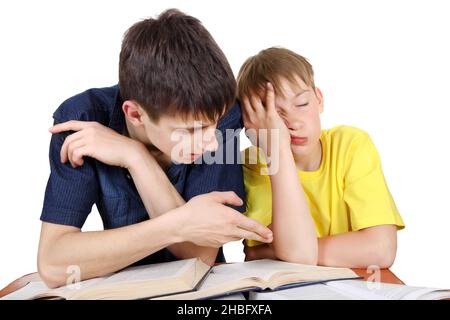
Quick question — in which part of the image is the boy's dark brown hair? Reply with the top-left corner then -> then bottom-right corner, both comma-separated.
237,47 -> 315,100
119,9 -> 236,122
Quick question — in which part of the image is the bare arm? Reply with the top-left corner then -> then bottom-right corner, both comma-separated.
39,121 -> 273,288
268,146 -> 318,264
38,190 -> 273,289
128,147 -> 218,265
242,83 -> 318,265
245,224 -> 398,268
37,212 -> 182,289
317,224 -> 397,268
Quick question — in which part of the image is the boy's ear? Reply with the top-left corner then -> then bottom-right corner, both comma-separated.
315,87 -> 324,114
122,100 -> 146,126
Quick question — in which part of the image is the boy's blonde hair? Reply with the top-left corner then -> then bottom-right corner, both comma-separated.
237,47 -> 315,100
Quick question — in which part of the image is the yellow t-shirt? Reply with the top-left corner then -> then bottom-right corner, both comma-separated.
243,125 -> 405,247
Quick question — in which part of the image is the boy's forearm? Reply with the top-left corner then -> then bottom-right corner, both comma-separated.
38,213 -> 182,288
245,225 -> 397,268
127,148 -> 218,264
128,146 -> 185,214
317,225 -> 397,268
268,146 -> 318,265
244,243 -> 277,261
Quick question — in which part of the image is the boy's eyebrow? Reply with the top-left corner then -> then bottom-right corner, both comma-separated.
294,89 -> 310,97
173,122 -> 215,130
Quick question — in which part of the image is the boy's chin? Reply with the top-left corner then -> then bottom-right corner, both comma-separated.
177,159 -> 194,164
290,139 -> 321,154
175,155 -> 203,164
290,141 -> 311,153
290,143 -> 308,150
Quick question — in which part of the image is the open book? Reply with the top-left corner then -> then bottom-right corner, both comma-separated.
2,258 -> 210,300
153,259 -> 359,300
1,258 -> 358,300
250,279 -> 450,300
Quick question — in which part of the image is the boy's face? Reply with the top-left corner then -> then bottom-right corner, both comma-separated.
143,114 -> 219,164
273,76 -> 324,158
123,102 -> 219,164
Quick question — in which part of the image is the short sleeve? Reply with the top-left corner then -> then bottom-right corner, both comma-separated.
40,118 -> 99,228
343,132 -> 405,231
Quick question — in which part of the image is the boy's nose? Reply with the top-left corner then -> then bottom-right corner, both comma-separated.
199,134 -> 219,153
285,119 -> 302,131
204,137 -> 219,153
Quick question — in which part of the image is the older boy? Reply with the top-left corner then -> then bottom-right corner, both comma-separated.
38,9 -> 272,288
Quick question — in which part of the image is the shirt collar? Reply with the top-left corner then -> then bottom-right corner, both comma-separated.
109,85 -> 126,134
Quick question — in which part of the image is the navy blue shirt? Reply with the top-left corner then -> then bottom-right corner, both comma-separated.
41,85 -> 245,264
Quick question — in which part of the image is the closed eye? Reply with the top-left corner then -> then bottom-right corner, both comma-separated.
296,103 -> 309,108
186,125 -> 214,133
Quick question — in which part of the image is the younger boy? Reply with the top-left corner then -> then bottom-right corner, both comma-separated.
238,47 -> 404,268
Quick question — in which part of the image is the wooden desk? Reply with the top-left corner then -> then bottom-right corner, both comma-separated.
352,268 -> 404,285
0,268 -> 404,299
0,272 -> 41,299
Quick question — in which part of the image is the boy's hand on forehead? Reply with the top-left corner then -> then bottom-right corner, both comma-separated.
242,82 -> 291,155
49,120 -> 147,170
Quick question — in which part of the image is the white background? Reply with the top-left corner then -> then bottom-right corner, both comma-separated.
0,0 -> 449,291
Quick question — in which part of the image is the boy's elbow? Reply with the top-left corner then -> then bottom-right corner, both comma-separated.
274,247 -> 318,266
243,246 -> 259,261
199,252 -> 218,267
361,225 -> 398,269
37,257 -> 66,289
38,266 -> 65,289
371,237 -> 397,269
278,254 -> 318,266
374,246 -> 396,269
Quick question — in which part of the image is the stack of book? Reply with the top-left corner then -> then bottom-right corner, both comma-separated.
2,258 -> 448,300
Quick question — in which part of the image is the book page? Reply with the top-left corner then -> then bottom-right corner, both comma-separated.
1,282 -> 50,300
207,259 -> 356,288
250,283 -> 356,300
418,290 -> 450,300
51,276 -> 107,298
209,259 -> 353,283
207,260 -> 283,284
327,280 -> 450,300
156,259 -> 357,300
197,259 -> 308,290
0,276 -> 107,300
153,261 -> 286,299
98,258 -> 197,286
2,259 -> 209,300
248,280 -> 450,300
152,265 -> 262,300
213,293 -> 247,300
